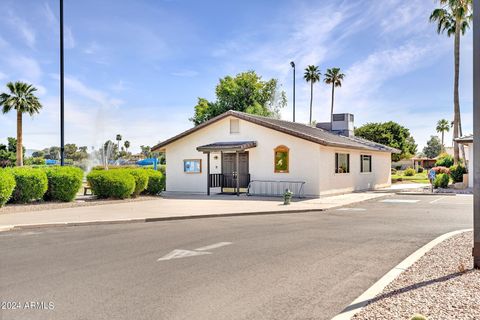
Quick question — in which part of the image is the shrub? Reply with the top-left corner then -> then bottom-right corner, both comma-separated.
449,164 -> 466,183
435,153 -> 454,168
24,157 -> 45,166
432,166 -> 450,174
417,166 -> 424,173
87,170 -> 135,199
0,169 -> 16,207
128,169 -> 148,197
410,314 -> 428,320
404,168 -> 416,176
391,168 -> 397,175
143,169 -> 165,195
11,167 -> 48,203
434,173 -> 450,189
44,166 -> 83,202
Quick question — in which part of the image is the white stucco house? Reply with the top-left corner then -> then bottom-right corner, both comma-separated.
456,135 -> 473,188
152,110 -> 400,197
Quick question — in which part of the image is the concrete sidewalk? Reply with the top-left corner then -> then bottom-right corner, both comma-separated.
0,192 -> 389,231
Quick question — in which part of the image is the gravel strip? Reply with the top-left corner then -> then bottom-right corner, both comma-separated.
0,195 -> 161,214
352,231 -> 480,320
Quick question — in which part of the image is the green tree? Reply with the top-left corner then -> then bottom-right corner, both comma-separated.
423,136 -> 443,159
190,71 -> 286,125
430,0 -> 472,164
323,68 -> 345,123
303,65 -> 321,125
32,150 -> 45,158
0,82 -> 43,166
436,118 -> 450,146
355,122 -> 417,161
116,134 -> 122,150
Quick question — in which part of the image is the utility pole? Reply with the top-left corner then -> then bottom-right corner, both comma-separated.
473,0 -> 480,268
290,61 -> 296,122
60,0 -> 65,166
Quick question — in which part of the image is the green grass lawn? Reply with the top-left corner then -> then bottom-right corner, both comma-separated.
392,170 -> 429,184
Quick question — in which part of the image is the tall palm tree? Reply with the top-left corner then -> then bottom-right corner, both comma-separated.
116,134 -> 122,151
430,0 -> 472,164
124,140 -> 130,153
0,82 -> 43,166
436,118 -> 450,146
303,65 -> 321,125
323,68 -> 345,123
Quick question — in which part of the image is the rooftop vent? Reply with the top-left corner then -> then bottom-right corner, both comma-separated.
316,113 -> 354,137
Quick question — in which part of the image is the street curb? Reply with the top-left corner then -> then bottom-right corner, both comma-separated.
0,193 -> 391,233
330,228 -> 472,320
1,208 -> 328,232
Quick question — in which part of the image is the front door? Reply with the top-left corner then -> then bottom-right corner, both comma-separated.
222,152 -> 249,192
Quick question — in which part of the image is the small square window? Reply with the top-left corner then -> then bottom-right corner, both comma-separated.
230,119 -> 240,133
184,159 -> 202,173
361,155 -> 372,173
335,153 -> 350,173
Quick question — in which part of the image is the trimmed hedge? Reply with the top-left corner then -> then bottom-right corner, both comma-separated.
434,173 -> 450,189
0,169 -> 16,207
449,164 -> 466,183
128,169 -> 148,197
87,170 -> 135,199
44,166 -> 83,202
144,169 -> 165,195
11,167 -> 48,203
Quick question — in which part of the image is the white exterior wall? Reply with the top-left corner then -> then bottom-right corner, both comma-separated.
163,116 -> 392,197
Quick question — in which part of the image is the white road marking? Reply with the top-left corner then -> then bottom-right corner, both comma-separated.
380,199 -> 420,203
336,208 -> 367,211
157,249 -> 211,261
430,196 -> 447,204
195,242 -> 232,251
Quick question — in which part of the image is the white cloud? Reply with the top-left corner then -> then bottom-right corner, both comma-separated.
42,2 -> 75,49
171,70 -> 199,77
6,9 -> 35,48
6,55 -> 42,81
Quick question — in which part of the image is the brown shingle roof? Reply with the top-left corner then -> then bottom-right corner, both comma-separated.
152,110 -> 400,153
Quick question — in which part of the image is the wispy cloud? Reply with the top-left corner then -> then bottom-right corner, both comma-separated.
42,2 -> 75,49
5,55 -> 42,81
171,70 -> 199,77
6,9 -> 36,48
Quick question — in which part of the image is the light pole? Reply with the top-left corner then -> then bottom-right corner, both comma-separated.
473,0 -> 480,268
290,61 -> 296,122
60,0 -> 65,166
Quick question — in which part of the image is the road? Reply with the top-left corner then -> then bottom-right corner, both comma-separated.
0,194 -> 473,320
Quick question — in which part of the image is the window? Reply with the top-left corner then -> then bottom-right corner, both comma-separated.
184,159 -> 202,173
274,145 -> 289,173
361,155 -> 372,173
335,153 -> 350,173
230,119 -> 240,133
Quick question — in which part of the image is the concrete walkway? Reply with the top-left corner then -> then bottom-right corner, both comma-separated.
0,192 -> 389,231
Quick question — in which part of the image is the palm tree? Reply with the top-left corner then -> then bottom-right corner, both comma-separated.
430,0 -> 472,164
323,68 -> 345,123
0,82 -> 43,166
303,65 -> 321,125
124,140 -> 130,153
436,118 -> 450,146
116,134 -> 122,151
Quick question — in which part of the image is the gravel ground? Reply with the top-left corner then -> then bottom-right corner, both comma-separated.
352,231 -> 480,320
417,186 -> 473,194
0,195 -> 160,214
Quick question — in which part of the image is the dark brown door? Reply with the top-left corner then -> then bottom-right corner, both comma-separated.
222,152 -> 249,189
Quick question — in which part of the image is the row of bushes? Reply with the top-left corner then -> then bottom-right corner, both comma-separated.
86,168 -> 164,199
0,166 -> 83,207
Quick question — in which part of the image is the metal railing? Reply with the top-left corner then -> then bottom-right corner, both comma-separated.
247,180 -> 305,198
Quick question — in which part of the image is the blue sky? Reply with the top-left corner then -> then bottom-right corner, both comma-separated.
0,0 -> 473,152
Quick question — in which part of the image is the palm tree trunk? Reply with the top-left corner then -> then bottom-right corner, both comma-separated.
16,110 -> 23,166
442,131 -> 445,146
309,81 -> 313,125
330,83 -> 335,123
452,22 -> 461,164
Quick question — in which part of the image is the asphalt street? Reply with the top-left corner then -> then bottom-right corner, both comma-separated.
0,194 -> 473,320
